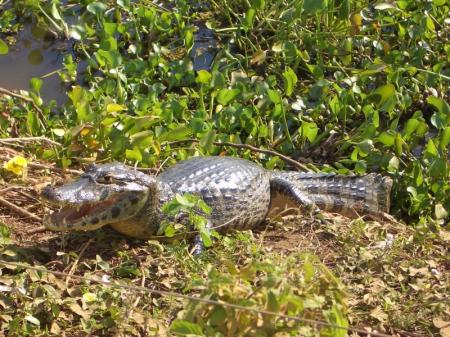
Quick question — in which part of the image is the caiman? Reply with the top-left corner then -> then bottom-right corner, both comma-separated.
41,156 -> 392,245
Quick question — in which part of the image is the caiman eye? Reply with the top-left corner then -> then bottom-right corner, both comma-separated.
98,175 -> 114,184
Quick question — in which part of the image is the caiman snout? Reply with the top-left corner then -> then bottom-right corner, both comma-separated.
41,185 -> 59,201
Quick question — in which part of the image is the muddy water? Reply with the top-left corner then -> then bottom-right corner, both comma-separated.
0,23 -> 69,104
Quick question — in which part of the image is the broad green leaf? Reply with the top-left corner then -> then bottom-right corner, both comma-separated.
87,2 -> 107,16
245,8 -> 256,29
394,133 -> 403,156
357,139 -> 374,155
95,50 -> 122,68
83,292 -> 97,302
440,126 -> 450,150
378,131 -> 395,146
427,96 -> 449,129
164,223 -> 176,237
251,0 -> 265,10
303,0 -> 328,14
184,29 -> 194,50
158,126 -> 191,141
199,129 -> 216,152
30,77 -> 43,93
267,89 -> 282,104
106,103 -> 126,113
103,22 -> 117,36
368,84 -> 396,107
125,148 -> 142,162
404,118 -> 420,137
266,290 -> 280,312
196,70 -> 211,84
200,230 -> 212,247
69,25 -> 86,40
300,121 -> 319,143
283,67 -> 298,97
217,88 -> 240,105
175,194 -> 196,208
0,39 -> 8,55
51,3 -> 63,20
170,319 -> 203,335
342,38 -> 352,65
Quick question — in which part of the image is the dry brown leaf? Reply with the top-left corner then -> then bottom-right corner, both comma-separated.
67,302 -> 89,320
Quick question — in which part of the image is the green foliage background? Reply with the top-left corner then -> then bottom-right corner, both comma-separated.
0,0 -> 449,335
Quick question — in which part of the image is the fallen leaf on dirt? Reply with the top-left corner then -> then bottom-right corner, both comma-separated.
434,317 -> 450,337
370,307 -> 388,322
67,302 -> 89,320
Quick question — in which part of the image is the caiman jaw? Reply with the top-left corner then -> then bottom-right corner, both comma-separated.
43,191 -> 149,232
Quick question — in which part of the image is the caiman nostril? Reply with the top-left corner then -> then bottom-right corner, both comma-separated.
41,185 -> 57,200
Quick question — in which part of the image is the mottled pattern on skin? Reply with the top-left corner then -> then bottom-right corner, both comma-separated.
42,156 -> 393,239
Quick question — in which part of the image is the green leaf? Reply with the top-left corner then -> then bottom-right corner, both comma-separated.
170,319 -> 203,335
175,194 -> 196,208
30,77 -> 43,93
164,223 -> 176,237
283,67 -> 298,97
199,129 -> 216,152
87,2 -> 107,16
368,84 -> 396,107
427,96 -> 449,129
403,118 -> 420,137
125,148 -> 142,162
244,8 -> 256,29
0,39 -> 8,55
303,0 -> 328,14
184,29 -> 194,50
106,103 -> 126,113
440,126 -> 450,150
51,3 -> 63,21
159,126 -> 191,142
266,290 -> 280,312
300,121 -> 319,142
200,229 -> 213,247
69,25 -> 86,40
217,88 -> 240,105
267,89 -> 282,104
377,131 -> 395,146
196,70 -> 211,85
95,50 -> 122,68
250,0 -> 265,10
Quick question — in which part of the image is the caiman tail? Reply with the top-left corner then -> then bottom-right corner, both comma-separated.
269,172 -> 393,217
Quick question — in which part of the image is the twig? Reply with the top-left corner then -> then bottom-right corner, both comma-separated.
26,226 -> 47,234
0,87 -> 47,126
0,197 -> 42,222
164,139 -> 312,172
28,162 -> 83,174
0,136 -> 61,147
64,237 -> 95,286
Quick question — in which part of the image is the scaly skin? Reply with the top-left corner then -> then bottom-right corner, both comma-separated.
41,156 -> 393,238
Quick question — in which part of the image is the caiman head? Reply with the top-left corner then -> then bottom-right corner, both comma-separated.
41,163 -> 157,232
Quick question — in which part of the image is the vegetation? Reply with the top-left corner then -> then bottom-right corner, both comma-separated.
0,0 -> 448,336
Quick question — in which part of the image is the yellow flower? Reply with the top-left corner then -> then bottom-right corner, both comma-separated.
3,156 -> 28,176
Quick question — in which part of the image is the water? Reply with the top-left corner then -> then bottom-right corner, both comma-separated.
0,23 -> 69,104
